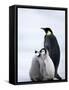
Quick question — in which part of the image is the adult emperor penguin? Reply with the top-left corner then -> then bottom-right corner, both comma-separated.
41,27 -> 62,80
29,48 -> 55,81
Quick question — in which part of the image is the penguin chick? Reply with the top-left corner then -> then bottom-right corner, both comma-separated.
30,48 -> 55,81
38,49 -> 55,80
29,50 -> 43,81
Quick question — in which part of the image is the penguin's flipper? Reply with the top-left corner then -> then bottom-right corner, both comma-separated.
55,73 -> 62,80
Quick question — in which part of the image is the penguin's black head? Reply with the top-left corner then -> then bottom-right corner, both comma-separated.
40,48 -> 47,59
41,27 -> 53,36
40,48 -> 47,55
35,48 -> 47,57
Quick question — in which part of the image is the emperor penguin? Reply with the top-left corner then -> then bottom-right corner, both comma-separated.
29,50 -> 43,81
41,27 -> 62,80
39,48 -> 55,80
29,48 -> 55,81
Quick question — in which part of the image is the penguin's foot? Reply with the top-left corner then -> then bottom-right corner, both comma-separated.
55,73 -> 62,80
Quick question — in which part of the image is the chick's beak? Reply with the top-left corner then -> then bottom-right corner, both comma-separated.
38,54 -> 41,57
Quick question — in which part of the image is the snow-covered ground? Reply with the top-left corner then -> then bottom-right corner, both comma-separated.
18,8 -> 65,82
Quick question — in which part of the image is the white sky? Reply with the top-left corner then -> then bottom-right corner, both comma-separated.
18,8 -> 65,82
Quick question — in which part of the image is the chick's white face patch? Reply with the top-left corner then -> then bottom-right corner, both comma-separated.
41,50 -> 45,55
35,51 -> 40,56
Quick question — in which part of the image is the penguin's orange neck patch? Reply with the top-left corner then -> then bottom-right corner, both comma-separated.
47,31 -> 52,36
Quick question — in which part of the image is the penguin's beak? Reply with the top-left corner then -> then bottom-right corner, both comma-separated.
40,28 -> 46,34
37,54 -> 41,57
35,50 -> 38,53
40,28 -> 45,30
40,28 -> 46,31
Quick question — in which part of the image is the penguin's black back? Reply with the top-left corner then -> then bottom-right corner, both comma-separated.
44,34 -> 60,71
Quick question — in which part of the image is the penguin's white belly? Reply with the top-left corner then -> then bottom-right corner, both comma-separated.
43,56 -> 55,80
